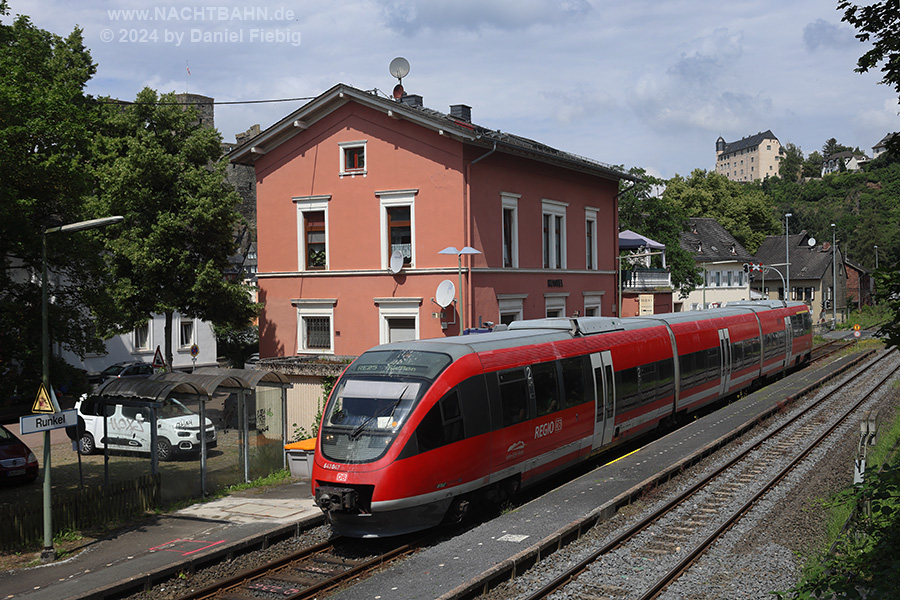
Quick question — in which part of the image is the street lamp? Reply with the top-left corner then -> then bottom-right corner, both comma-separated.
438,246 -> 481,335
874,244 -> 879,270
41,215 -> 124,560
785,213 -> 792,301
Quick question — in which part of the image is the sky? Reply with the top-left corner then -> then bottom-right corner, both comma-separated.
6,0 -> 900,180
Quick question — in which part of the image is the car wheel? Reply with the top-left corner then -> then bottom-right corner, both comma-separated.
157,438 -> 173,461
80,432 -> 96,455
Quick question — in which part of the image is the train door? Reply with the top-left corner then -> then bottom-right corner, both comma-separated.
590,351 -> 616,449
784,316 -> 793,365
718,328 -> 732,395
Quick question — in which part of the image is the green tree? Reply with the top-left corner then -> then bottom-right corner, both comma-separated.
89,88 -> 256,370
779,142 -> 804,182
662,169 -> 780,253
0,1 -> 110,402
617,167 -> 702,297
802,150 -> 824,178
822,137 -> 852,157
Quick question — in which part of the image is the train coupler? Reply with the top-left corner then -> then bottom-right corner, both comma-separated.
315,486 -> 359,512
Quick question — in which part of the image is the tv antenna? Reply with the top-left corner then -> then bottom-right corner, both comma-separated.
390,57 -> 410,100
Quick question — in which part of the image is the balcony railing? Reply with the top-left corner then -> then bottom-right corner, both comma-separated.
622,268 -> 672,290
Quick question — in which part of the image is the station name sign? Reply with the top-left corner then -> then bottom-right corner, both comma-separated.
20,410 -> 77,435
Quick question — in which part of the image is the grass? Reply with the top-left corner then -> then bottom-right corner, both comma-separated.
800,405 -> 900,580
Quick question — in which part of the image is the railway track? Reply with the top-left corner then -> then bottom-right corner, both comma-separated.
809,338 -> 852,362
516,347 -> 900,600
170,536 -> 421,600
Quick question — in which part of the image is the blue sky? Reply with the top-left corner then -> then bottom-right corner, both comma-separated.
7,0 -> 900,179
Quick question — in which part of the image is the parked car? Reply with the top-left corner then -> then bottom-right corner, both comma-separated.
75,396 -> 217,461
0,424 -> 39,484
87,361 -> 154,387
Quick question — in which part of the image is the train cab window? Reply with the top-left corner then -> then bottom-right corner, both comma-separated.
532,361 -> 560,416
440,389 -> 464,444
415,389 -> 464,453
498,367 -> 531,427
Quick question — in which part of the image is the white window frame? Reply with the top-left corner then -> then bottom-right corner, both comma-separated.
339,140 -> 367,177
542,199 -> 568,269
544,292 -> 569,318
501,192 -> 520,268
585,207 -> 598,270
294,195 -> 331,271
178,317 -> 196,349
374,298 -> 421,345
133,320 -> 151,352
583,291 -> 604,316
497,293 -> 526,324
377,189 -> 417,269
292,299 -> 336,354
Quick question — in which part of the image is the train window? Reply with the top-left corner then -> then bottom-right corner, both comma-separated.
616,367 -> 640,413
638,363 -> 658,402
498,367 -> 530,427
706,347 -> 719,381
414,389 -> 465,452
657,358 -> 675,397
679,353 -> 694,388
561,357 -> 587,408
416,403 -> 445,452
459,375 -> 491,437
731,341 -> 743,369
532,361 -> 560,416
440,389 -> 465,445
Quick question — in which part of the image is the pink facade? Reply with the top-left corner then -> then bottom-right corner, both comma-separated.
231,85 -> 632,358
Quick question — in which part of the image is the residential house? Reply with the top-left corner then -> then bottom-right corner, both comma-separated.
872,133 -> 896,159
715,130 -> 783,182
617,230 -> 673,317
844,258 -> 873,310
821,150 -> 869,175
752,231 -> 846,327
229,83 -> 636,358
678,217 -> 755,311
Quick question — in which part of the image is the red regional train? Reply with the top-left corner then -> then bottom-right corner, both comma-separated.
312,300 -> 812,537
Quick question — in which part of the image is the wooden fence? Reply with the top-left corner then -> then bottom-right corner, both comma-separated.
0,473 -> 161,551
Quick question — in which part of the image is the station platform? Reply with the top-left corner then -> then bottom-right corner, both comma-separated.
0,481 -> 323,600
330,350 -> 872,600
0,350 -> 870,600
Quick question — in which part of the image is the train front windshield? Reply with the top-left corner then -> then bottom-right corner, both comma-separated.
320,349 -> 452,464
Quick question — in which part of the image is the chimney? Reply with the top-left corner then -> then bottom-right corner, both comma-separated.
450,104 -> 471,122
400,94 -> 423,108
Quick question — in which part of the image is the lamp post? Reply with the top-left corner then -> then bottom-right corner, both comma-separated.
831,224 -> 837,329
784,213 -> 792,301
41,215 -> 124,560
438,246 -> 481,335
874,245 -> 879,269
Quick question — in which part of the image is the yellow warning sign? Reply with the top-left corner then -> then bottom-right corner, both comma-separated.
32,383 -> 56,414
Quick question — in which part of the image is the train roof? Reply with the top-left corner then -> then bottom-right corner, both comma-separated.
362,301 -> 809,364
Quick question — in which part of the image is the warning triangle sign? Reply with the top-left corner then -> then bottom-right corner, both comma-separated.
33,383 -> 56,414
152,346 -> 166,369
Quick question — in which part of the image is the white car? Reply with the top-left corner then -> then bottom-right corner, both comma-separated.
75,396 -> 217,461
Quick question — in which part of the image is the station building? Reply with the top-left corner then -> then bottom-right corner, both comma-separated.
229,83 -> 637,357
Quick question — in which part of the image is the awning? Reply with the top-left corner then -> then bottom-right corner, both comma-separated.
619,229 -> 666,250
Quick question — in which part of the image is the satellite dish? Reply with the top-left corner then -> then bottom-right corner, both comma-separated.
808,238 -> 816,247
389,57 -> 410,80
435,279 -> 456,308
392,84 -> 404,99
389,250 -> 404,274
